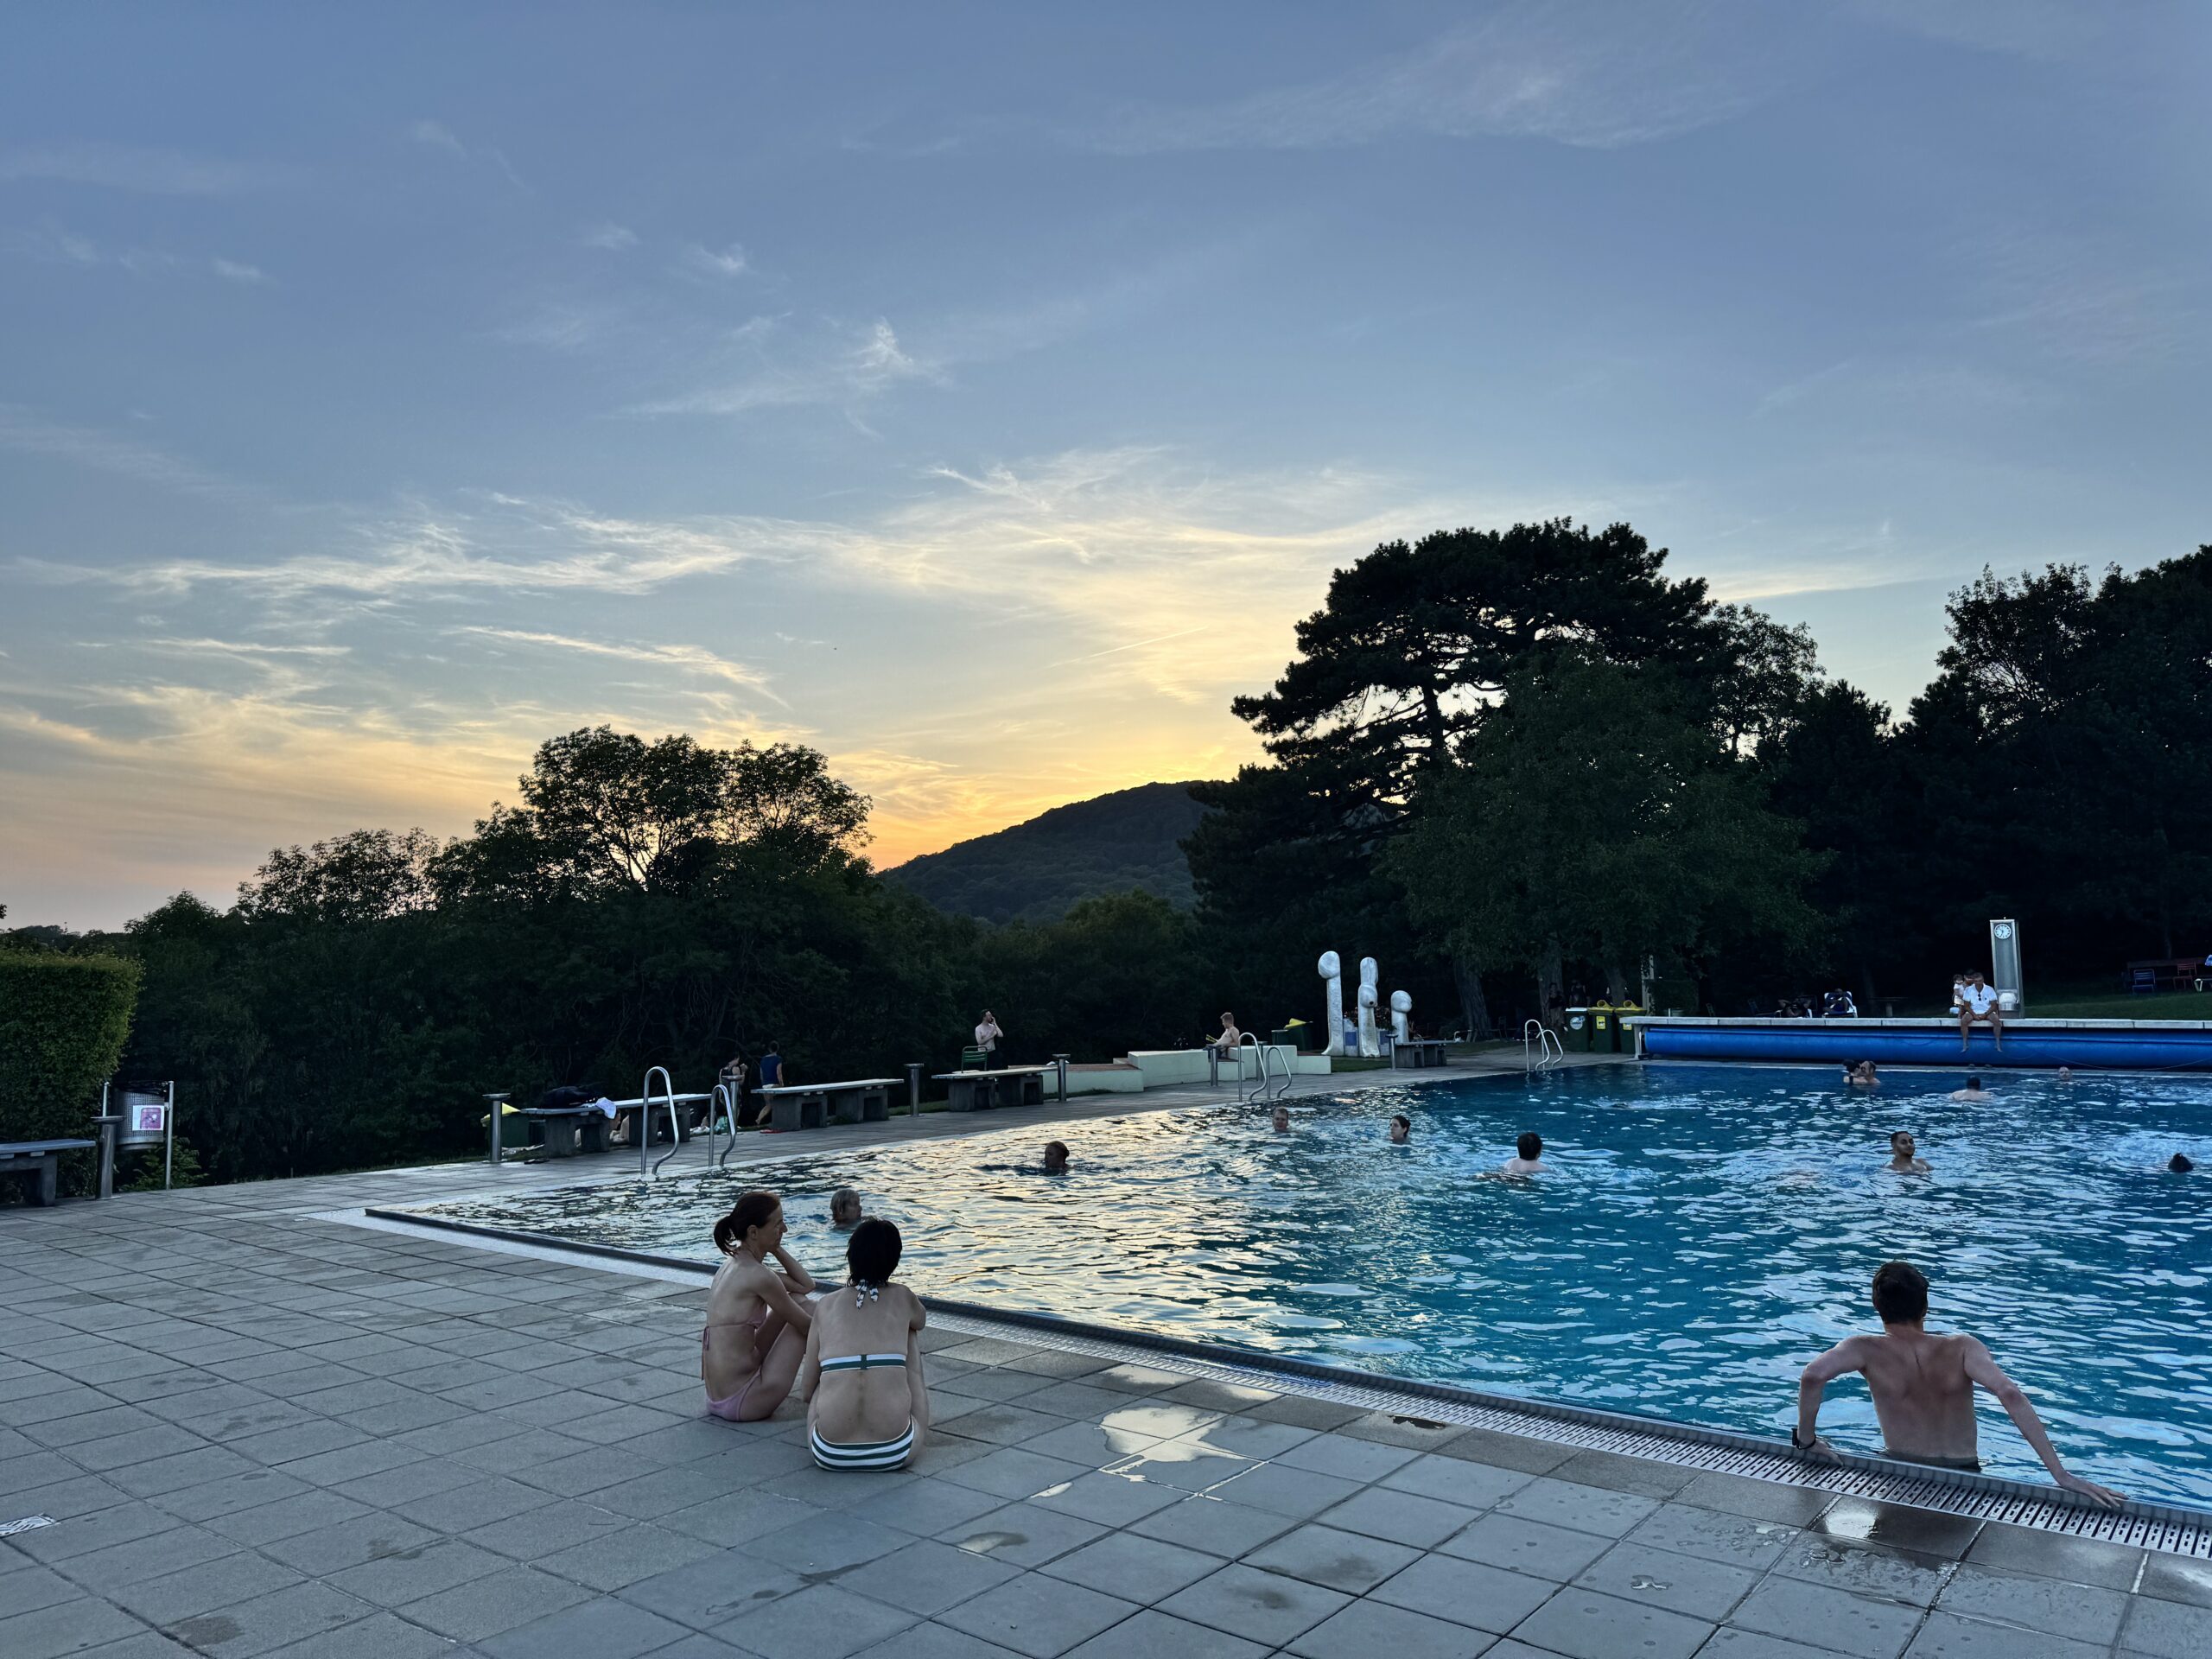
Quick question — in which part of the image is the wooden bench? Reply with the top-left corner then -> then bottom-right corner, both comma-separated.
1391,1039 -> 1451,1069
520,1092 -> 712,1157
759,1079 -> 899,1132
933,1065 -> 1050,1112
0,1140 -> 96,1206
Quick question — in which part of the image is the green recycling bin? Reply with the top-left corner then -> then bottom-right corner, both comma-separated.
1590,1003 -> 1615,1052
1611,1003 -> 1642,1053
1563,1007 -> 1592,1052
1273,1024 -> 1304,1052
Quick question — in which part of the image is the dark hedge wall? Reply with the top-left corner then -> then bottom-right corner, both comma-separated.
0,950 -> 142,1193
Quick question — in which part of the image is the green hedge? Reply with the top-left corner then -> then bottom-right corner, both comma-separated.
0,951 -> 143,1163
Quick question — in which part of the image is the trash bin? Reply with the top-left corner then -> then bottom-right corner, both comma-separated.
1274,1024 -> 1303,1052
960,1046 -> 987,1071
1610,1003 -> 1642,1052
1590,1003 -> 1614,1053
1563,1007 -> 1591,1052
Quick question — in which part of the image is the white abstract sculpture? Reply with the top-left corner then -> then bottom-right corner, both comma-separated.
1318,951 -> 1344,1056
1357,957 -> 1381,1058
1391,989 -> 1412,1045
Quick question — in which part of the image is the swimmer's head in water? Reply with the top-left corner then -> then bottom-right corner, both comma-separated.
1872,1259 -> 1929,1325
1965,1076 -> 1982,1090
1042,1141 -> 1069,1173
1890,1130 -> 1916,1158
1272,1106 -> 1290,1131
830,1187 -> 861,1225
1389,1115 -> 1410,1143
2173,1154 -> 2196,1173
1516,1131 -> 1541,1160
847,1217 -> 902,1287
2058,1066 -> 2074,1080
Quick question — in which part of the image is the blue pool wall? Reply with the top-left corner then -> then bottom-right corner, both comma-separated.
1634,1016 -> 2212,1071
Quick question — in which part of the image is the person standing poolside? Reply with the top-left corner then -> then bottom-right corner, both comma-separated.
800,1218 -> 929,1471
1886,1131 -> 1930,1173
1951,1075 -> 1993,1103
1793,1260 -> 2123,1505
759,1044 -> 785,1090
830,1188 -> 863,1230
702,1191 -> 817,1422
1389,1114 -> 1411,1144
975,1010 -> 1004,1067
1958,970 -> 2004,1051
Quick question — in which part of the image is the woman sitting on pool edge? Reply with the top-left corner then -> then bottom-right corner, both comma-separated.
800,1217 -> 928,1471
702,1191 -> 818,1422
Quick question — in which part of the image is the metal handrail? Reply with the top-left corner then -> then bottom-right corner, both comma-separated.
1231,1033 -> 1294,1104
645,1066 -> 683,1177
1259,1042 -> 1293,1101
1523,1020 -> 1566,1072
707,1082 -> 738,1169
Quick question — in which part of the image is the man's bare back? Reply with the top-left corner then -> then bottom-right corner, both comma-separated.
1796,1260 -> 2122,1506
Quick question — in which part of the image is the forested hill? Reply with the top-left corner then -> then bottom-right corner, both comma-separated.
884,782 -> 1217,925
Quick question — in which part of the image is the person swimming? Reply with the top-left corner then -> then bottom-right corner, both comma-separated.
1042,1140 -> 1069,1175
1845,1060 -> 1881,1088
1494,1131 -> 1545,1176
1886,1131 -> 1930,1173
2171,1154 -> 2196,1173
1388,1115 -> 1411,1144
1949,1075 -> 1993,1103
1271,1105 -> 1291,1134
830,1188 -> 863,1230
2056,1066 -> 2075,1084
702,1191 -> 817,1422
799,1217 -> 928,1471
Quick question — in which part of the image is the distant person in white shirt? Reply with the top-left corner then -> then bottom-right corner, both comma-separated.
974,1011 -> 1003,1067
1957,970 -> 2004,1052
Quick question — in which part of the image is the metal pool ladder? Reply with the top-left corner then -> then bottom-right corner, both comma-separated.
1523,1020 -> 1565,1072
643,1066 -> 689,1178
1233,1033 -> 1294,1104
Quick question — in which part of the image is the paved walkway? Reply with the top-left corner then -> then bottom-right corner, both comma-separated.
6,1063 -> 2209,1659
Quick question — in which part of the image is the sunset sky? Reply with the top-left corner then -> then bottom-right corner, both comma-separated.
3,3 -> 2206,929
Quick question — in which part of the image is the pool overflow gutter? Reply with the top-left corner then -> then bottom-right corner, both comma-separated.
361,1203 -> 2212,1559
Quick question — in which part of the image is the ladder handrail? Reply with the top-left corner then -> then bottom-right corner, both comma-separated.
645,1066 -> 683,1177
707,1082 -> 738,1169
1231,1033 -> 1294,1103
1523,1020 -> 1566,1072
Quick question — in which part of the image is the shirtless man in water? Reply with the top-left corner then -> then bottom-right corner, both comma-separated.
1793,1260 -> 2122,1506
1885,1131 -> 1930,1173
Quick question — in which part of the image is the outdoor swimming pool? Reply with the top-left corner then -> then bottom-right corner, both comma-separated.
404,1064 -> 2212,1503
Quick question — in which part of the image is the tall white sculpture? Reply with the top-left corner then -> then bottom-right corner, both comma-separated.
1357,957 -> 1381,1058
1390,989 -> 1412,1045
1318,951 -> 1344,1056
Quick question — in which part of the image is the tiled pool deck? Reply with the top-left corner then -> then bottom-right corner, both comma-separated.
8,1060 -> 2212,1658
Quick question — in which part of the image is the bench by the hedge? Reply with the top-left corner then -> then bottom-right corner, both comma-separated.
0,1140 -> 96,1206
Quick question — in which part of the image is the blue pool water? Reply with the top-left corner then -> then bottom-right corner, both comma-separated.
410,1065 -> 2212,1503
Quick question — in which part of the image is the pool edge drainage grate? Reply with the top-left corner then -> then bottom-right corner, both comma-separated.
360,1204 -> 2212,1558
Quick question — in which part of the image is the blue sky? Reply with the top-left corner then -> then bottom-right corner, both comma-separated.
3,3 -> 2206,928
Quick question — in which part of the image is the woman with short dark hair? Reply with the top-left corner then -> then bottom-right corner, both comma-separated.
798,1218 -> 928,1470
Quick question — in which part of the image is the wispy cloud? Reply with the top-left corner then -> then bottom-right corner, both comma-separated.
407,118 -> 527,190
630,316 -> 939,416
683,241 -> 750,278
0,141 -> 297,195
0,406 -> 263,505
454,626 -> 782,701
9,224 -> 270,284
585,222 -> 639,251
1955,225 -> 2197,365
1068,3 -> 1795,155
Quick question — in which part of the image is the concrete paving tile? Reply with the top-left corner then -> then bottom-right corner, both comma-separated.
1287,1596 -> 1497,1656
2123,1592 -> 2212,1659
1627,1501 -> 1800,1569
1936,1560 -> 2127,1643
2140,1552 -> 2212,1610
1271,1430 -> 1421,1483
65,1523 -> 240,1593
1904,1610 -> 2107,1658
1064,1607 -> 1269,1658
844,1538 -> 1021,1616
147,1465 -> 309,1523
1491,1474 -> 1660,1539
1015,1421 -> 1164,1469
938,1446 -> 1091,1502
203,1489 -> 373,1547
654,1487 -> 820,1548
446,1427 -> 601,1475
1514,1586 -> 1713,1659
4,1497 -> 177,1561
1699,1630 -> 1862,1659
713,1580 -> 922,1659
396,1562 -> 594,1640
1369,1552 -> 1557,1632
1083,1363 -> 1185,1396
756,1464 -> 922,1513
331,1456 -> 478,1508
71,1635 -> 197,1658
1442,1510 -> 1617,1581
1571,1538 -> 1760,1620
325,1534 -> 507,1607
956,1406 -> 1094,1449
1158,1380 -> 1281,1415
1815,1498 -> 1983,1561
1010,1382 -> 1133,1421
160,1580 -> 376,1658
1377,1454 -> 1531,1515
1546,1446 -> 1698,1499
1125,1491 -> 1299,1557
388,1474 -> 556,1535
0,1597 -> 151,1659
1317,1485 -> 1483,1548
1039,1529 -> 1224,1603
1194,1459 -> 1360,1519
751,1510 -> 910,1575
225,1420 -> 374,1467
1244,1394 -> 1369,1432
0,1561 -> 79,1618
532,1519 -> 724,1592
1243,1519 -> 1421,1594
1963,1520 -> 2143,1592
1675,1471 -> 1837,1527
1158,1561 -> 1349,1647
1430,1426 -> 1579,1475
842,1473 -> 1008,1538
614,1545 -> 804,1628
63,1424 -> 213,1471
17,1404 -> 164,1449
260,1438 -> 420,1486
942,1573 -> 1138,1658
1024,1471 -> 1187,1529
510,1445 -> 645,1497
941,1500 -> 1109,1569
1166,1415 -> 1319,1461
1732,1575 -> 1926,1659
1773,1537 -> 1954,1608
112,1549 -> 304,1624
262,1511 -> 442,1575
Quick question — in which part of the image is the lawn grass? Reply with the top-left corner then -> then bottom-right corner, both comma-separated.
2018,988 -> 2212,1020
